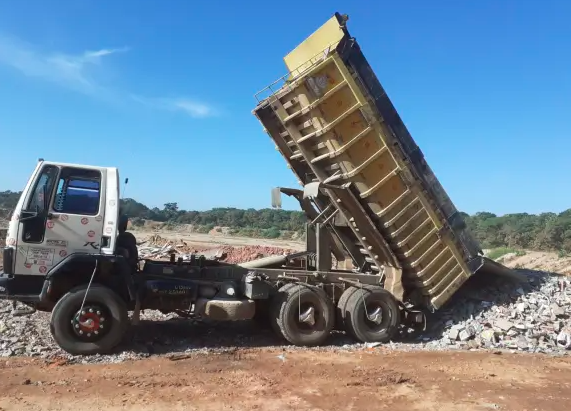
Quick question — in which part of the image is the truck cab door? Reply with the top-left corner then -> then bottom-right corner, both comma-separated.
14,165 -> 106,275
14,164 -> 59,275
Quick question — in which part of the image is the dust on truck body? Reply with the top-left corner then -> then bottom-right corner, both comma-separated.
253,12 -> 501,311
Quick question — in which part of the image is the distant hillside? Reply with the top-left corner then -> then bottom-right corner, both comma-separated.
0,191 -> 19,212
2,190 -> 571,252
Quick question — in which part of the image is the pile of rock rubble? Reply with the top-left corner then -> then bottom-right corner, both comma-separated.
410,269 -> 571,354
0,268 -> 570,363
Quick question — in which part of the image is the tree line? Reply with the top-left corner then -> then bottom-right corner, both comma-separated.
1,190 -> 570,252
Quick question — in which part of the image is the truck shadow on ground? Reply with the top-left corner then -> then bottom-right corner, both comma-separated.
120,318 -> 358,356
115,268 -> 563,355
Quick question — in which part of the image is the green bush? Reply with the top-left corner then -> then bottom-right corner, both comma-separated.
5,189 -> 571,253
487,247 -> 517,260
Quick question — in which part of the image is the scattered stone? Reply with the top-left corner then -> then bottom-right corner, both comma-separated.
556,332 -> 571,349
516,336 -> 529,350
448,326 -> 462,341
551,304 -> 566,317
459,330 -> 472,341
480,329 -> 497,343
392,269 -> 571,355
495,319 -> 514,332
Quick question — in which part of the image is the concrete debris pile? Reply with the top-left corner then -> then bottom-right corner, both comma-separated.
0,307 -> 55,359
417,270 -> 571,354
222,245 -> 292,264
137,235 -> 209,260
136,235 -> 294,264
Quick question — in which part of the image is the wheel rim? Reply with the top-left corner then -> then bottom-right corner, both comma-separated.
362,298 -> 391,334
297,302 -> 318,331
70,304 -> 111,342
289,299 -> 325,335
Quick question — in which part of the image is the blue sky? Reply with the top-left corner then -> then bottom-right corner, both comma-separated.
0,0 -> 569,215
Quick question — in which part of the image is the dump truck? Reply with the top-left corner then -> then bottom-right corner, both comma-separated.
0,13 -> 515,356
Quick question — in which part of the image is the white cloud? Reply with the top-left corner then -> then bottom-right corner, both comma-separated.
170,99 -> 216,118
83,48 -> 129,62
0,35 -> 127,96
131,95 -> 218,118
0,34 -> 216,119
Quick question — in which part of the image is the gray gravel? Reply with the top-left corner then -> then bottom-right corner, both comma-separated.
394,268 -> 571,355
0,268 -> 569,363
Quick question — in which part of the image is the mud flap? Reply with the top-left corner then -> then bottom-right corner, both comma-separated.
384,266 -> 404,302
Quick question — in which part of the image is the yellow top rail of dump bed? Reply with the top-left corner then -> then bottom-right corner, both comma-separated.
253,13 -> 487,310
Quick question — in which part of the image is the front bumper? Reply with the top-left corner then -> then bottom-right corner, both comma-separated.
0,273 -> 43,302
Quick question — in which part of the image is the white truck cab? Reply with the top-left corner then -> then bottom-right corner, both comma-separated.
1,159 -> 129,300
4,160 -> 121,268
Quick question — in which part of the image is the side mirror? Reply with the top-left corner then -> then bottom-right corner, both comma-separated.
271,187 -> 282,209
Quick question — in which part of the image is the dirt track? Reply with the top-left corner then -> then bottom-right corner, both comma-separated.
133,229 -> 305,251
1,349 -> 570,411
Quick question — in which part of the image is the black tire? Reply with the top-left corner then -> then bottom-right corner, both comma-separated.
269,282 -> 302,337
270,284 -> 334,346
49,284 -> 129,355
336,285 -> 384,336
341,285 -> 401,343
335,286 -> 360,333
117,231 -> 139,272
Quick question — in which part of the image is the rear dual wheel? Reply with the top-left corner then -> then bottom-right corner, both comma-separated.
270,284 -> 334,346
337,285 -> 401,343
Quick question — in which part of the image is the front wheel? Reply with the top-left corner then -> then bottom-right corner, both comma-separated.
49,284 -> 129,355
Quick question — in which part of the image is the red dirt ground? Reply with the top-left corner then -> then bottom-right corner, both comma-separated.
0,348 -> 570,411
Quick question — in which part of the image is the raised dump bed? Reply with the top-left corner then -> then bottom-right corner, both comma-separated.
253,12 -> 511,311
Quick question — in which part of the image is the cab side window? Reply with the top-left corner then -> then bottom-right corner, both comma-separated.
26,165 -> 59,212
22,165 -> 59,244
53,168 -> 101,216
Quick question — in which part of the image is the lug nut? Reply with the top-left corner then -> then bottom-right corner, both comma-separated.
100,317 -> 105,322
79,330 -> 83,335
89,308 -> 93,313
96,311 -> 101,315
94,331 -> 99,335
